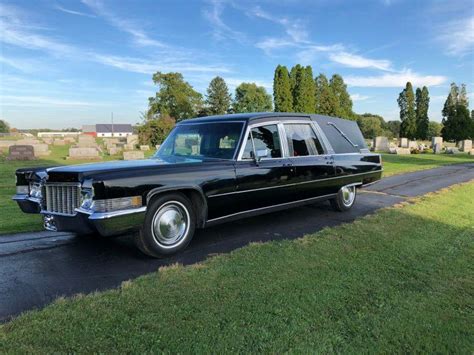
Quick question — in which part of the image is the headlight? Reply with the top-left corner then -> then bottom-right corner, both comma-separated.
80,188 -> 94,210
16,185 -> 29,195
29,183 -> 42,199
93,196 -> 142,213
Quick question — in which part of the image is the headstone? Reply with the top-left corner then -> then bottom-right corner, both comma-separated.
32,144 -> 51,156
431,136 -> 443,148
77,135 -> 97,147
125,143 -> 136,150
68,147 -> 101,159
373,136 -> 390,152
53,139 -> 66,146
434,143 -> 442,154
42,138 -> 54,145
108,147 -> 122,155
400,138 -> 408,148
446,147 -> 460,154
123,151 -> 144,160
127,135 -> 139,145
408,140 -> 417,149
17,138 -> 41,145
460,140 -> 472,152
469,150 -> 474,156
140,145 -> 150,151
64,137 -> 76,144
395,148 -> 411,155
7,145 -> 36,160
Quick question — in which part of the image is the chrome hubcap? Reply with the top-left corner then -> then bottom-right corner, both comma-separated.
341,186 -> 356,207
152,201 -> 189,248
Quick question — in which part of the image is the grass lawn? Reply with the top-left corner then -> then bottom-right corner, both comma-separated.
0,145 -> 155,235
381,152 -> 474,177
1,182 -> 473,353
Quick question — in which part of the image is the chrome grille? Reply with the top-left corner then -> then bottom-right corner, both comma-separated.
43,183 -> 81,215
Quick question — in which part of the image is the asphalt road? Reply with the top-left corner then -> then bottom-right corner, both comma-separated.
1,163 -> 473,322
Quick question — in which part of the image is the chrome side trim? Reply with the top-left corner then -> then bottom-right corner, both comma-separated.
206,193 -> 337,225
208,169 -> 383,198
87,206 -> 147,220
12,194 -> 41,204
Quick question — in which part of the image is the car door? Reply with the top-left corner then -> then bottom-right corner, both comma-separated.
232,122 -> 296,213
283,122 -> 338,200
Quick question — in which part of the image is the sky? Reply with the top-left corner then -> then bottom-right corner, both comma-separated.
0,0 -> 473,129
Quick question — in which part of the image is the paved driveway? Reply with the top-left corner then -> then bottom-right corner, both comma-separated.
1,163 -> 473,322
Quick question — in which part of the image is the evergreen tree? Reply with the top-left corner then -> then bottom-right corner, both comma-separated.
315,73 -> 337,116
329,74 -> 353,119
441,83 -> 472,141
290,65 -> 315,113
415,86 -> 430,140
0,119 -> 9,133
273,65 -> 293,112
398,82 -> 417,139
233,83 -> 272,113
205,76 -> 232,115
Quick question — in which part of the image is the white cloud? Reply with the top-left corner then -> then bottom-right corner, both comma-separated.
1,95 -> 97,107
345,70 -> 447,87
203,0 -> 246,43
350,94 -> 370,101
436,16 -> 474,56
81,0 -> 166,47
225,78 -> 272,91
329,52 -> 393,71
55,5 -> 96,18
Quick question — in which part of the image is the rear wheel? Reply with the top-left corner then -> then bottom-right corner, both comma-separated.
330,185 -> 357,212
135,193 -> 196,258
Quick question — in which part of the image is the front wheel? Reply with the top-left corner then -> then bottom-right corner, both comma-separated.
135,193 -> 196,258
330,185 -> 357,212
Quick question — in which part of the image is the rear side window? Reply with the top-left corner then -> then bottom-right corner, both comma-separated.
284,124 -> 323,156
242,124 -> 282,159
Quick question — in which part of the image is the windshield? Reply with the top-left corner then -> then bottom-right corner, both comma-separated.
155,122 -> 244,161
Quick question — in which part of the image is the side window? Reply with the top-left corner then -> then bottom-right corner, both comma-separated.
241,124 -> 282,159
285,124 -> 323,156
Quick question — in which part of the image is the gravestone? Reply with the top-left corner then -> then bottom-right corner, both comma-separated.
140,145 -> 150,151
434,143 -> 442,154
469,150 -> 474,156
64,137 -> 76,144
127,135 -> 138,145
7,145 -> 36,160
431,136 -> 443,148
373,136 -> 390,152
446,147 -> 460,154
17,138 -> 41,145
43,138 -> 54,145
460,140 -> 472,152
77,135 -> 97,148
108,147 -> 122,155
32,144 -> 51,156
400,138 -> 408,148
123,151 -> 144,160
395,148 -> 411,155
68,147 -> 101,159
408,140 -> 417,149
53,139 -> 66,146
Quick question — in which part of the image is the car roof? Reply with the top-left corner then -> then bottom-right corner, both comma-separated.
178,112 -> 311,125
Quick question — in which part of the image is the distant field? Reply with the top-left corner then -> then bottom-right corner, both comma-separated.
0,148 -> 472,235
1,181 -> 472,353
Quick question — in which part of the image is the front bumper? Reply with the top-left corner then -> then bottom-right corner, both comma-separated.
12,195 -> 146,236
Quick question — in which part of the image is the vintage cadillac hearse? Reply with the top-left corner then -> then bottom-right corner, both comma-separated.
13,113 -> 382,257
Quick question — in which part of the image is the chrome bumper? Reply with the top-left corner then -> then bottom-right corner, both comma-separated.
13,194 -> 146,236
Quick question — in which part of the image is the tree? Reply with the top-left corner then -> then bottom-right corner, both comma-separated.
138,114 -> 176,146
273,65 -> 293,112
290,65 -> 315,113
205,76 -> 232,115
427,121 -> 443,138
398,82 -> 417,139
386,120 -> 401,138
0,120 -> 9,133
330,74 -> 353,119
148,72 -> 203,122
356,114 -> 386,138
233,83 -> 272,113
315,73 -> 337,116
415,86 -> 430,140
441,82 -> 472,141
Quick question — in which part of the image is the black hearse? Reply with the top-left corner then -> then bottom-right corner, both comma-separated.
13,113 -> 382,257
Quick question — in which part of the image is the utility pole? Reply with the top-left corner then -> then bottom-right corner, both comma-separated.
111,112 -> 114,137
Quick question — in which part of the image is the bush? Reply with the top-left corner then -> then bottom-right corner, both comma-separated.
138,115 -> 176,147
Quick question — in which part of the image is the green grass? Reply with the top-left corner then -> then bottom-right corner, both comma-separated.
0,182 -> 473,353
0,145 -> 155,234
381,152 -> 474,177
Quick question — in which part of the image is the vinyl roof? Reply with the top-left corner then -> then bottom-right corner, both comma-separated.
179,112 -> 311,124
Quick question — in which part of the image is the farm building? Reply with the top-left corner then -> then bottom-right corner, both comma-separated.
81,124 -> 133,137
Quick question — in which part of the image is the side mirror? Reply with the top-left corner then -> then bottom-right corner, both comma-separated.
255,149 -> 269,162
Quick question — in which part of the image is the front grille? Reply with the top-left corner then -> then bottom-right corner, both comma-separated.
42,183 -> 81,215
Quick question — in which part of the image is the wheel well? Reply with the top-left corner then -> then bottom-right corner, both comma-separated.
146,189 -> 207,228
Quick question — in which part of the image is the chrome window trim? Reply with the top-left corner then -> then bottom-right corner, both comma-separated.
208,169 -> 383,198
237,120 -> 287,161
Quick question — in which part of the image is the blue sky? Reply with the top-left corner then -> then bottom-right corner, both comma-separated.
0,0 -> 473,129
